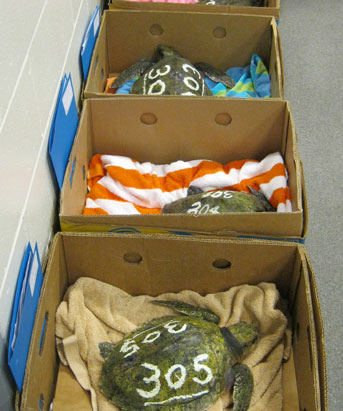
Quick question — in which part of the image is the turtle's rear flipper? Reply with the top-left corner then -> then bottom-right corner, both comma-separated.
151,300 -> 220,324
110,60 -> 152,89
247,185 -> 275,212
194,62 -> 235,89
231,363 -> 253,411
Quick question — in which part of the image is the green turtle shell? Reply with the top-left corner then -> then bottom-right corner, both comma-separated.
131,55 -> 213,96
99,315 -> 231,410
162,189 -> 274,215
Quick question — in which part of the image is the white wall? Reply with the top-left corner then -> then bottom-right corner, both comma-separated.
0,0 -> 101,407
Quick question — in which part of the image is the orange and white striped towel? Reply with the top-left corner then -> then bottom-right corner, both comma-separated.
83,152 -> 292,215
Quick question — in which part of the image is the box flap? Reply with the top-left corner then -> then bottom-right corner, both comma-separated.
81,6 -> 101,81
48,74 -> 79,189
8,243 -> 43,391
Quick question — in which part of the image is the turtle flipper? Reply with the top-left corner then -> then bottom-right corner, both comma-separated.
247,186 -> 275,212
151,300 -> 220,324
231,363 -> 253,411
194,62 -> 235,89
110,60 -> 152,89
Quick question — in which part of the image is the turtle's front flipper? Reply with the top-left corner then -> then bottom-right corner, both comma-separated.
151,300 -> 220,324
194,62 -> 235,89
109,60 -> 152,89
231,363 -> 253,411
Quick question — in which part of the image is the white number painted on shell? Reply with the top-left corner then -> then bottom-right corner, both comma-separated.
136,363 -> 161,398
181,91 -> 197,96
142,331 -> 161,344
192,354 -> 213,385
164,364 -> 187,389
148,65 -> 171,80
183,77 -> 200,91
164,320 -> 188,334
147,79 -> 166,95
136,354 -> 213,400
202,190 -> 234,200
187,201 -> 220,215
182,64 -> 201,79
120,339 -> 140,358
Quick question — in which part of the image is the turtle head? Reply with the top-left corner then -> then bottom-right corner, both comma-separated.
99,342 -> 116,359
154,45 -> 181,60
228,322 -> 258,349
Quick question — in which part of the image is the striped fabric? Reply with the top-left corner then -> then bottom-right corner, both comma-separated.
104,54 -> 270,98
83,152 -> 292,215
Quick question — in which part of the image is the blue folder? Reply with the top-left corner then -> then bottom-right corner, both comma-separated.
8,243 -> 44,391
48,74 -> 79,190
81,6 -> 100,81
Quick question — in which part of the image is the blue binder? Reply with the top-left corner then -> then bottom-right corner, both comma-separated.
48,74 -> 79,190
81,6 -> 100,81
8,243 -> 44,391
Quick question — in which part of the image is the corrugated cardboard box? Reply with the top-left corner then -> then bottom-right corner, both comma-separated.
20,233 -> 327,410
60,97 -> 307,240
109,0 -> 280,19
84,10 -> 284,99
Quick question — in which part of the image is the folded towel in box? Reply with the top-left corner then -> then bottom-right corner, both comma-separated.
83,152 -> 292,216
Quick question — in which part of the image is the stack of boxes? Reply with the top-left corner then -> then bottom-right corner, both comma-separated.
19,2 -> 326,410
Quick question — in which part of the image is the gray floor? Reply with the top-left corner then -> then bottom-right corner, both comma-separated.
279,1 -> 343,409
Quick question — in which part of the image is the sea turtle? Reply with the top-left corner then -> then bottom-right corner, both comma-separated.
99,300 -> 258,410
110,45 -> 235,96
197,0 -> 264,6
161,186 -> 275,214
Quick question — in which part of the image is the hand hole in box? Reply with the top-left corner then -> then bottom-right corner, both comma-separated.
82,165 -> 86,181
101,68 -> 104,81
39,394 -> 44,411
215,113 -> 232,126
140,113 -> 157,125
150,24 -> 163,36
212,258 -> 231,270
94,55 -> 98,72
124,252 -> 143,264
213,27 -> 227,39
39,311 -> 49,356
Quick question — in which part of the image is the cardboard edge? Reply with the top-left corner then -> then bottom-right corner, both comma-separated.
299,160 -> 309,239
303,250 -> 328,410
299,246 -> 328,410
271,18 -> 284,98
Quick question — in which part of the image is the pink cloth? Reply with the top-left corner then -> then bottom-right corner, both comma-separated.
125,0 -> 197,3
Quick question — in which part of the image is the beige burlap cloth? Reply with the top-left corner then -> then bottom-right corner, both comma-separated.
56,278 -> 291,411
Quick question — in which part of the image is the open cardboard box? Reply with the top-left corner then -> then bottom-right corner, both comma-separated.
60,97 -> 307,240
84,10 -> 284,99
109,0 -> 280,19
20,232 -> 327,410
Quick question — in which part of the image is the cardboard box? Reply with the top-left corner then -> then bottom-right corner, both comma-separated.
20,232 -> 327,410
109,0 -> 280,19
60,98 -> 307,240
84,10 -> 284,99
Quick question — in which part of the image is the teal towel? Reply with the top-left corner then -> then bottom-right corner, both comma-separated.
206,54 -> 271,98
